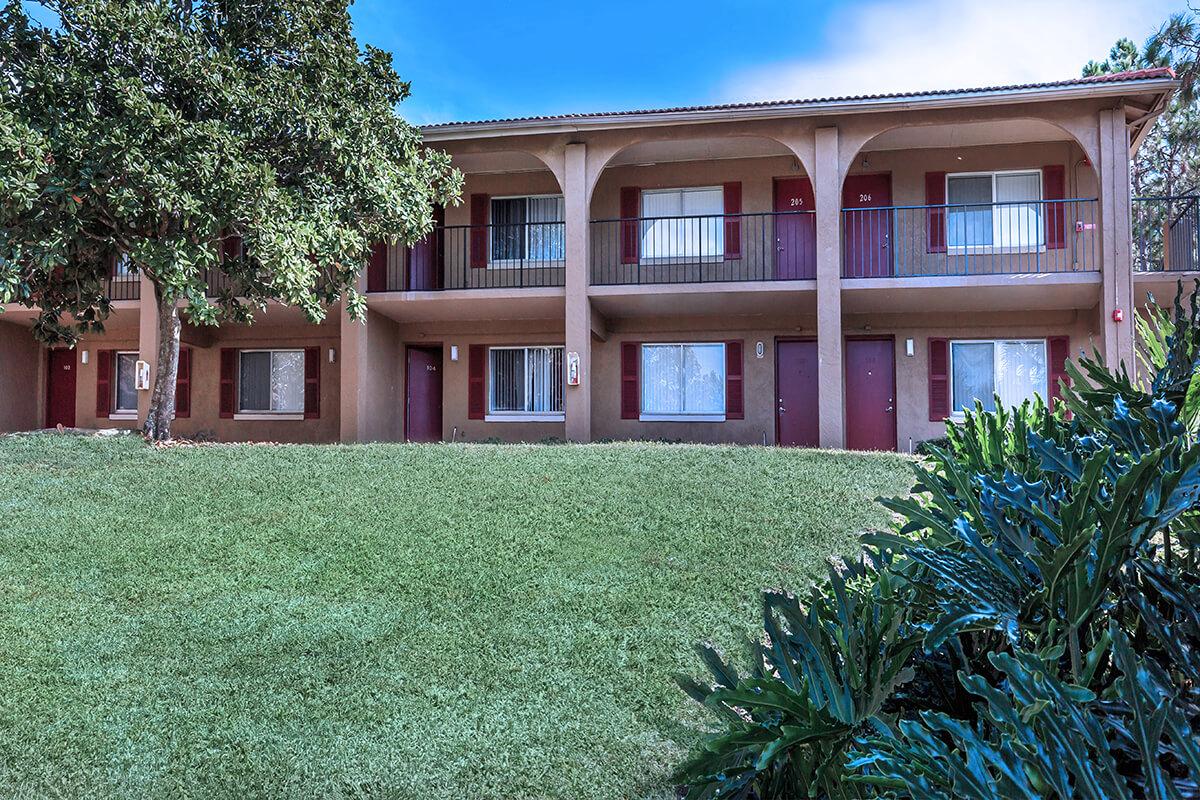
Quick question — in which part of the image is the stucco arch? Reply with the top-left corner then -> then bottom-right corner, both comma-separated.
443,146 -> 567,195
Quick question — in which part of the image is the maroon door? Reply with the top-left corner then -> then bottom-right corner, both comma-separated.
842,174 -> 893,278
407,207 -> 444,291
845,338 -> 896,451
776,339 -> 819,447
774,178 -> 817,279
405,346 -> 443,442
46,348 -> 77,428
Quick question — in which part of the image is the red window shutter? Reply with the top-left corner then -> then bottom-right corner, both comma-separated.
723,182 -> 742,260
1043,165 -> 1066,250
367,242 -> 388,293
469,194 -> 489,269
468,345 -> 486,420
620,341 -> 640,419
107,254 -> 117,278
219,348 -> 236,418
175,347 -> 191,418
925,173 -> 947,253
222,234 -> 243,263
620,187 -> 641,265
725,340 -> 744,419
95,349 -> 113,417
304,346 -> 320,419
1048,336 -> 1070,410
928,338 -> 950,421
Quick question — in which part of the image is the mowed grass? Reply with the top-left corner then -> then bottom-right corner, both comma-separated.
0,434 -> 913,799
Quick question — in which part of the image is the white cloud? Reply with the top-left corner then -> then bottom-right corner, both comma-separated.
722,0 -> 1180,103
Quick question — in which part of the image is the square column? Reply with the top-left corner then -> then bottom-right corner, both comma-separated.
814,126 -> 845,448
1098,107 -> 1136,374
563,142 -> 592,442
136,273 -> 158,429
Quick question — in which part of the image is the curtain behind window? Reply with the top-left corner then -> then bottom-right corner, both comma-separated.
640,189 -> 724,260
947,176 -> 993,248
490,198 -> 526,261
271,351 -> 305,412
995,341 -> 1046,408
641,344 -> 725,415
951,342 -> 995,412
240,351 -> 272,411
994,173 -> 1042,249
527,197 -> 564,261
489,348 -> 526,412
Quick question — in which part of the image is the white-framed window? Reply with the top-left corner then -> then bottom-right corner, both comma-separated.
238,349 -> 305,415
487,346 -> 564,421
113,351 -> 139,415
946,169 -> 1043,252
490,195 -> 565,265
640,187 -> 724,262
950,339 -> 1048,415
640,343 -> 726,421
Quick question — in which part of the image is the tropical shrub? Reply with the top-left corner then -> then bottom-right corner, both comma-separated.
675,283 -> 1200,799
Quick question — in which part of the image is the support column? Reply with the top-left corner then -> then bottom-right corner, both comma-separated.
563,142 -> 592,442
814,126 -> 845,449
136,272 -> 158,429
339,270 -> 368,443
1098,107 -> 1135,375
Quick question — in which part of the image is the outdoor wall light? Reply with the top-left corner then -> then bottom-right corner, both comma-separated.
905,338 -> 915,357
450,345 -> 459,362
328,348 -> 336,364
755,341 -> 765,359
81,350 -> 89,365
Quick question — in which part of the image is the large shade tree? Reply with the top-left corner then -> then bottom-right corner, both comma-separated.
0,0 -> 461,439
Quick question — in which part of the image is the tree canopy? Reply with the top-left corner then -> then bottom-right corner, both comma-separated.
0,0 -> 461,436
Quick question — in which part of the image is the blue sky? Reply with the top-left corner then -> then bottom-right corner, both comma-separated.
352,0 -> 1179,126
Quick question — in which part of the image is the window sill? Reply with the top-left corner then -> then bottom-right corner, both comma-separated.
946,246 -> 1047,255
485,413 -> 565,423
639,414 -> 726,423
233,412 -> 305,421
108,412 -> 138,421
638,255 -> 724,266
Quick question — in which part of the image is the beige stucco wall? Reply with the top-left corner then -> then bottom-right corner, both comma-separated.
73,330 -> 144,431
0,321 -> 42,432
171,322 -> 341,443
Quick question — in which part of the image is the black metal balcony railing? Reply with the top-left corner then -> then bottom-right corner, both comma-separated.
1132,195 -> 1200,272
106,272 -> 141,301
590,211 -> 816,285
842,198 -> 1099,278
371,222 -> 566,291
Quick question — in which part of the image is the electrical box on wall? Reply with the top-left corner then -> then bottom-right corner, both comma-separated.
135,360 -> 151,390
566,351 -> 581,386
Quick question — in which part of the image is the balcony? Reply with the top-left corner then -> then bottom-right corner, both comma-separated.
369,221 -> 566,292
589,211 -> 816,286
841,198 -> 1099,278
1133,195 -> 1199,273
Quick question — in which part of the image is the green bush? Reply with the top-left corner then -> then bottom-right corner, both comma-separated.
675,283 -> 1200,799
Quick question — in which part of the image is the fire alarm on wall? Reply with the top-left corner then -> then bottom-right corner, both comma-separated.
1112,308 -> 1125,323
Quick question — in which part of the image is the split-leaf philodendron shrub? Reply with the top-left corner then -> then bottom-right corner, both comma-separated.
675,282 -> 1200,800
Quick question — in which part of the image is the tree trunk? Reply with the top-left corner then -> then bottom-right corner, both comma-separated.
144,284 -> 181,441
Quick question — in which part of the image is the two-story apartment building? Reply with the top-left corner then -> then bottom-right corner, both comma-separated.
0,68 -> 1184,450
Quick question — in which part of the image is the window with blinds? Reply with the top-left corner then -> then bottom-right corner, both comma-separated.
946,170 -> 1043,251
490,196 -> 565,264
239,350 -> 305,413
639,187 -> 724,261
950,339 -> 1047,414
488,346 -> 564,416
115,351 -> 139,412
640,343 -> 726,419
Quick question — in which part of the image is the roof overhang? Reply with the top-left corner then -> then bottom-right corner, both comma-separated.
421,76 -> 1179,143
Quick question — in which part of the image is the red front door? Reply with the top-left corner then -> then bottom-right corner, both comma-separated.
773,178 -> 817,279
407,207 -> 444,291
842,174 -> 893,278
405,346 -> 443,442
845,338 -> 896,451
46,348 -> 77,428
776,339 -> 819,447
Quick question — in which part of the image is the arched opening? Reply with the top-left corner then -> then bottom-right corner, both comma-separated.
388,150 -> 566,292
838,119 -> 1100,279
588,135 -> 815,286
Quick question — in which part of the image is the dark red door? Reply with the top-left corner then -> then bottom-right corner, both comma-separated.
774,178 -> 817,279
842,174 -> 893,278
776,339 -> 819,447
405,346 -> 443,442
407,207 -> 444,291
46,348 -> 77,428
845,338 -> 896,451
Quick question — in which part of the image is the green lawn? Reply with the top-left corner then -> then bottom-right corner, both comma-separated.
0,434 -> 912,799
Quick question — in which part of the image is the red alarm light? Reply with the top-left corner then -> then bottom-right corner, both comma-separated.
1112,308 -> 1125,323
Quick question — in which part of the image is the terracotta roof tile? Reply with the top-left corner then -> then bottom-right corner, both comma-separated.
422,68 -> 1176,130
